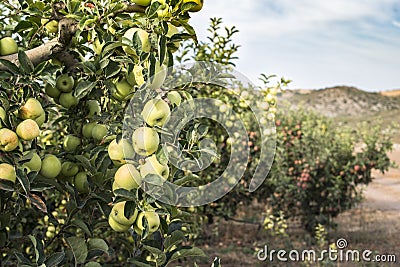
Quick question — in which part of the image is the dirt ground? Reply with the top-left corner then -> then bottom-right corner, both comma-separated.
186,147 -> 400,267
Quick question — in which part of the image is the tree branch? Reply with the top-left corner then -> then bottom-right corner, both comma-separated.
0,18 -> 78,72
108,3 -> 146,17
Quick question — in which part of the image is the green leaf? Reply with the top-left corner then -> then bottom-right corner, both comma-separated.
164,230 -> 186,252
146,1 -> 161,18
74,81 -> 97,99
87,238 -> 109,255
102,41 -> 123,56
14,252 -> 32,266
44,252 -> 65,267
28,193 -> 47,213
112,188 -> 137,201
18,50 -> 34,74
167,247 -> 207,265
143,245 -> 166,265
66,237 -> 88,265
127,258 -> 155,267
28,235 -> 45,265
74,155 -> 96,174
0,59 -> 20,74
159,35 -> 167,65
16,168 -> 30,195
71,218 -> 92,236
84,262 -> 102,267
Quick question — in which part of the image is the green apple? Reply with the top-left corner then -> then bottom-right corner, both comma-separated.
61,162 -> 79,177
0,163 -> 16,183
132,127 -> 159,156
114,79 -> 134,101
108,139 -> 135,166
0,107 -> 6,128
131,0 -> 151,6
46,20 -> 58,34
0,37 -> 18,56
110,201 -> 138,226
146,61 -> 167,90
40,155 -> 62,178
136,211 -> 160,234
34,113 -> 46,127
74,172 -> 89,194
82,122 -> 96,139
0,128 -> 18,152
183,0 -> 203,12
92,37 -> 105,55
141,98 -> 171,127
22,152 -> 42,173
122,28 -> 151,56
140,154 -> 169,180
151,0 -> 171,18
56,74 -> 75,93
87,100 -> 101,117
16,119 -> 40,141
59,92 -> 78,108
113,164 -> 142,192
108,216 -> 130,232
92,124 -> 108,141
167,91 -> 182,106
63,135 -> 81,152
19,98 -> 44,120
45,84 -> 61,98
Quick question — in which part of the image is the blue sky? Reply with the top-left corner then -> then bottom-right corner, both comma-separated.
189,0 -> 400,91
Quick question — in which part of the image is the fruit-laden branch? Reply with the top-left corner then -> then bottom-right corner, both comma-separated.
0,19 -> 78,71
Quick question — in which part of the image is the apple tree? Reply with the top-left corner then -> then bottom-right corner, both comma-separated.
0,0 -> 219,266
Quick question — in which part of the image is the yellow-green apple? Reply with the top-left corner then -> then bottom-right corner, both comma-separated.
63,135 -> 81,152
183,0 -> 203,12
45,84 -> 61,98
92,124 -> 108,141
131,0 -> 151,6
140,154 -> 169,180
40,155 -> 62,178
107,139 -> 135,166
59,92 -> 78,108
0,128 -> 18,152
0,107 -> 6,128
113,164 -> 142,192
61,162 -> 79,177
110,201 -> 138,226
122,28 -> 151,56
0,163 -> 16,183
151,0 -> 171,18
141,98 -> 170,127
132,127 -> 159,156
41,19 -> 59,33
34,113 -> 46,127
133,65 -> 145,86
135,211 -> 160,234
22,152 -> 42,173
16,119 -> 40,141
108,216 -> 130,232
0,37 -> 18,56
19,98 -> 44,120
82,122 -> 96,138
56,74 -> 75,93
167,91 -> 182,106
86,100 -> 101,117
113,79 -> 134,101
74,172 -> 89,194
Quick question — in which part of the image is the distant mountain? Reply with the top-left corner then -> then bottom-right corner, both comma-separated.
279,86 -> 400,117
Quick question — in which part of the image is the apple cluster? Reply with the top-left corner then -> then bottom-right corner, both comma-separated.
0,98 -> 65,184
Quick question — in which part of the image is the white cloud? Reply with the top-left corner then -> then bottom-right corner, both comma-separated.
189,1 -> 400,91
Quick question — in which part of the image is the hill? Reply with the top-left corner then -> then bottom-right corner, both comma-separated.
279,86 -> 400,117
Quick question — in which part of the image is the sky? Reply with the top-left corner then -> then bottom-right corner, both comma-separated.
189,0 -> 400,92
